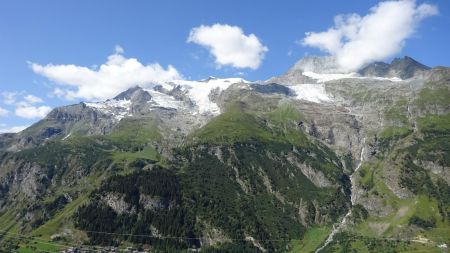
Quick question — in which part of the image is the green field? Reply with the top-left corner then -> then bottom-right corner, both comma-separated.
289,226 -> 331,253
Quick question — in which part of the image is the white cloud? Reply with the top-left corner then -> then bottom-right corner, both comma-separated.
0,125 -> 28,134
302,0 -> 438,71
2,92 -> 51,119
30,46 -> 182,100
15,105 -> 52,119
1,91 -> 51,119
187,24 -> 268,69
53,88 -> 66,97
0,107 -> 8,116
1,91 -> 18,105
114,45 -> 124,54
24,94 -> 43,104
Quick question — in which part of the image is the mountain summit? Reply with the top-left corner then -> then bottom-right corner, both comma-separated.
359,56 -> 430,79
269,55 -> 430,85
289,55 -> 341,74
113,85 -> 152,102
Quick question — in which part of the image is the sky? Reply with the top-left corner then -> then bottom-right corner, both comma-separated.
0,0 -> 449,132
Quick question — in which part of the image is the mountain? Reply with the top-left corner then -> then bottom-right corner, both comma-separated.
359,56 -> 430,79
269,55 -> 431,85
287,56 -> 341,74
0,56 -> 449,252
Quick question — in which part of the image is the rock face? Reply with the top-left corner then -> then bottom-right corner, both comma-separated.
359,56 -> 430,79
114,86 -> 153,115
139,194 -> 167,210
0,102 -> 117,151
249,83 -> 294,95
267,56 -> 342,85
102,193 -> 135,214
7,162 -> 49,200
286,155 -> 334,187
113,86 -> 152,102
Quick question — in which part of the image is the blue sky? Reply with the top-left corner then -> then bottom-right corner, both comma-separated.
1,0 -> 449,131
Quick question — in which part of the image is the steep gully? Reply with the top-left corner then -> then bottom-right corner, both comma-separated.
315,137 -> 366,253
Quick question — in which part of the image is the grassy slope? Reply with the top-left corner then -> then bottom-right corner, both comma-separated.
289,226 -> 331,253
104,117 -> 161,150
320,231 -> 443,253
190,105 -> 342,180
191,104 -> 307,146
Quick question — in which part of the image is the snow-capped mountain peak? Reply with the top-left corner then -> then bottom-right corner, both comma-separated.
170,77 -> 248,114
84,77 -> 250,119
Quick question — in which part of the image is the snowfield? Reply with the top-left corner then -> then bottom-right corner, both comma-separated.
289,83 -> 332,103
146,89 -> 184,110
85,99 -> 132,121
85,77 -> 250,118
174,77 -> 248,114
78,72 -> 405,121
303,71 -> 402,83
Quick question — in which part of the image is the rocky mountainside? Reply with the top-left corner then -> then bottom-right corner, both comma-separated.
358,56 -> 430,79
0,56 -> 449,252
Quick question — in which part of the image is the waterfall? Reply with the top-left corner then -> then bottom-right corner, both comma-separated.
315,138 -> 366,253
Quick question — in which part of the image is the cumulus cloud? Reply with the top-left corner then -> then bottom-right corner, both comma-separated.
0,107 -> 8,116
302,0 -> 438,71
114,45 -> 124,54
24,94 -> 44,104
2,92 -> 52,119
15,105 -> 52,119
1,91 -> 18,105
0,125 -> 28,134
187,24 -> 268,69
30,46 -> 182,100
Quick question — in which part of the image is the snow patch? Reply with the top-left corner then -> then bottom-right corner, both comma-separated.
438,243 -> 447,249
85,77 -> 248,118
62,132 -> 72,140
303,71 -> 358,82
373,76 -> 402,82
146,89 -> 184,110
85,99 -> 132,121
290,84 -> 331,103
173,78 -> 248,114
303,71 -> 403,83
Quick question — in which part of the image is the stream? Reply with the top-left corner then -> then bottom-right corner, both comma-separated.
315,138 -> 366,253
